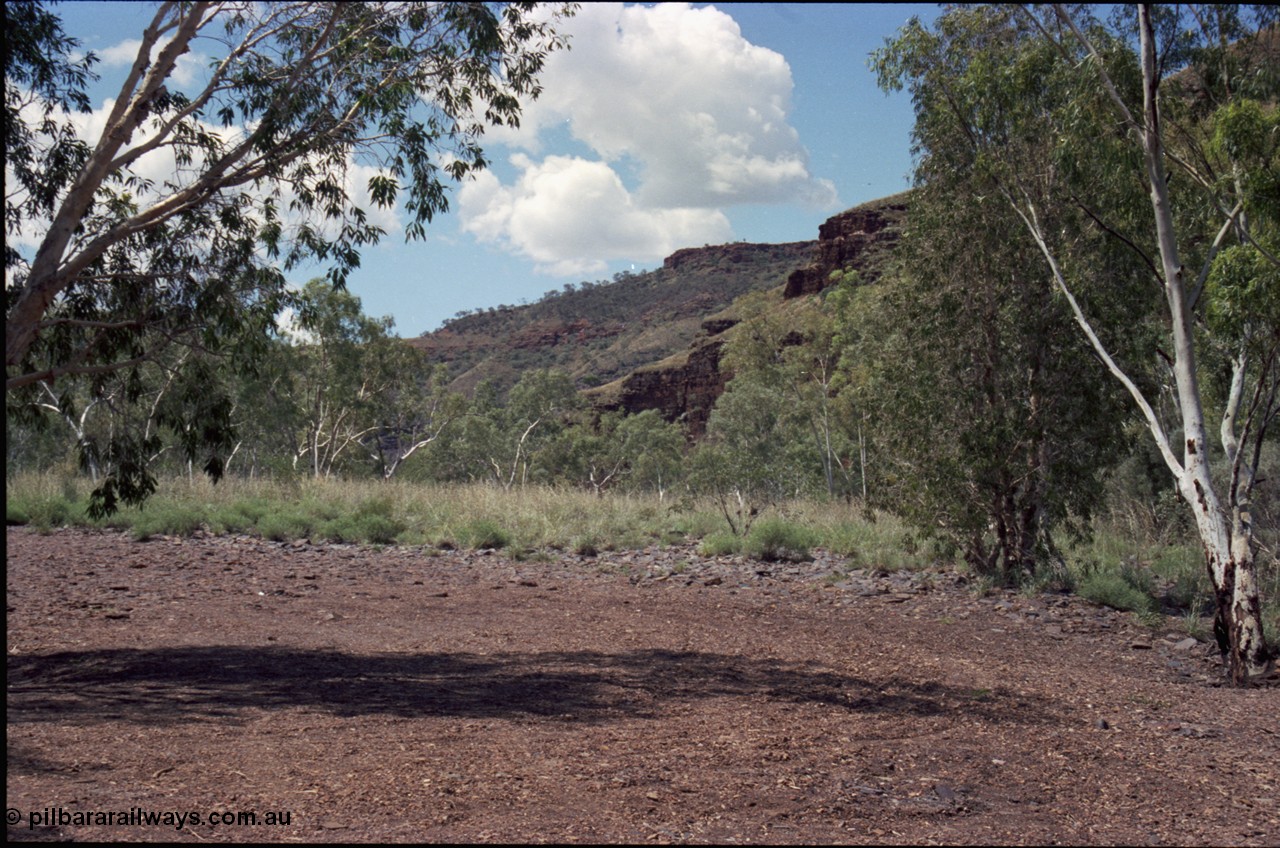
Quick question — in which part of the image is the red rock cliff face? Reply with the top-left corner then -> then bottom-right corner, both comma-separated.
591,323 -> 730,438
783,197 -> 907,298
589,193 -> 909,435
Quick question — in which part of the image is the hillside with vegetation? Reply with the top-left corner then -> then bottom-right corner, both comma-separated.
587,193 -> 908,435
406,240 -> 814,397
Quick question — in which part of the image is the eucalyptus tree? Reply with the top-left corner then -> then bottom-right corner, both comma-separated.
829,190 -> 1129,584
426,370 -> 582,489
5,1 -> 573,507
375,362 -> 465,481
279,278 -> 424,479
691,377 -> 823,535
492,368 -> 582,489
723,291 -> 853,499
874,4 -> 1277,681
543,409 -> 685,497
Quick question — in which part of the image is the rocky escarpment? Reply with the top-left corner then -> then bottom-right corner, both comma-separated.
588,192 -> 909,434
662,240 -> 814,275
587,324 -> 732,437
783,193 -> 908,298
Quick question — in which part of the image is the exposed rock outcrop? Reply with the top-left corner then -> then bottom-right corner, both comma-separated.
783,194 -> 908,298
589,192 -> 909,433
593,331 -> 730,438
663,240 -> 814,274
408,240 -> 814,400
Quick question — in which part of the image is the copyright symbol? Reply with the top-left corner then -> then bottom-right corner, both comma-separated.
6,808 -> 21,825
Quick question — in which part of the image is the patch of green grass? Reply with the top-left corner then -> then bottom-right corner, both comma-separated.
18,494 -> 81,533
571,535 -> 601,557
743,516 -> 816,562
1180,610 -> 1210,641
7,502 -> 31,525
1151,545 -> 1209,611
1022,559 -> 1076,595
698,531 -> 740,557
256,510 -> 314,542
316,511 -> 405,545
969,575 -> 998,598
458,518 -> 512,551
1076,568 -> 1156,615
129,502 -> 206,540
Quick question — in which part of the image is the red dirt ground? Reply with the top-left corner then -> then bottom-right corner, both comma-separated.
6,526 -> 1279,844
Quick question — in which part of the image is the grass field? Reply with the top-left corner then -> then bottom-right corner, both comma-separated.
7,471 -> 1277,642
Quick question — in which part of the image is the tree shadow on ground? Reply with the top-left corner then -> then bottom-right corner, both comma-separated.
7,645 -> 1054,728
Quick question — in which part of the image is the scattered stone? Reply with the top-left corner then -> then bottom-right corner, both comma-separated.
1173,637 -> 1200,653
1095,718 -> 1111,730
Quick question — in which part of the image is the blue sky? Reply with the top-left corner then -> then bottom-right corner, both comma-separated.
50,2 -> 937,337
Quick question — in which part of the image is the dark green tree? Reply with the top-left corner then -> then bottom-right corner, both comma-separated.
690,377 -> 822,535
543,409 -> 685,497
874,4 -> 1277,681
833,190 -> 1129,584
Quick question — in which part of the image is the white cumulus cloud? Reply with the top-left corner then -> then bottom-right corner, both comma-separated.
461,154 -> 731,277
460,2 -> 836,275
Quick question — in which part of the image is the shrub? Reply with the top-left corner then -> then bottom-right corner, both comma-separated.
314,512 -> 404,545
1077,568 -> 1155,614
130,504 -> 205,540
23,495 -> 77,532
572,535 -> 600,557
698,531 -> 740,557
1152,546 -> 1208,611
256,510 -> 313,542
355,513 -> 404,545
744,516 -> 816,562
1024,559 -> 1076,595
459,519 -> 511,550
316,516 -> 363,544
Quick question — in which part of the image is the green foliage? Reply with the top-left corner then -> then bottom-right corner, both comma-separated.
689,377 -> 822,534
698,532 -> 741,558
1077,568 -> 1157,616
308,495 -> 405,545
543,409 -> 685,496
743,517 -> 816,563
256,510 -> 315,543
1024,560 -> 1076,596
130,503 -> 206,541
457,519 -> 513,551
6,1 -> 573,512
830,184 -> 1128,583
722,292 -> 860,500
875,3 -> 1280,679
12,493 -> 77,532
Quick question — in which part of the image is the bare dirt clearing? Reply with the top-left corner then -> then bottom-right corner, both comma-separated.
6,527 -> 1279,844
